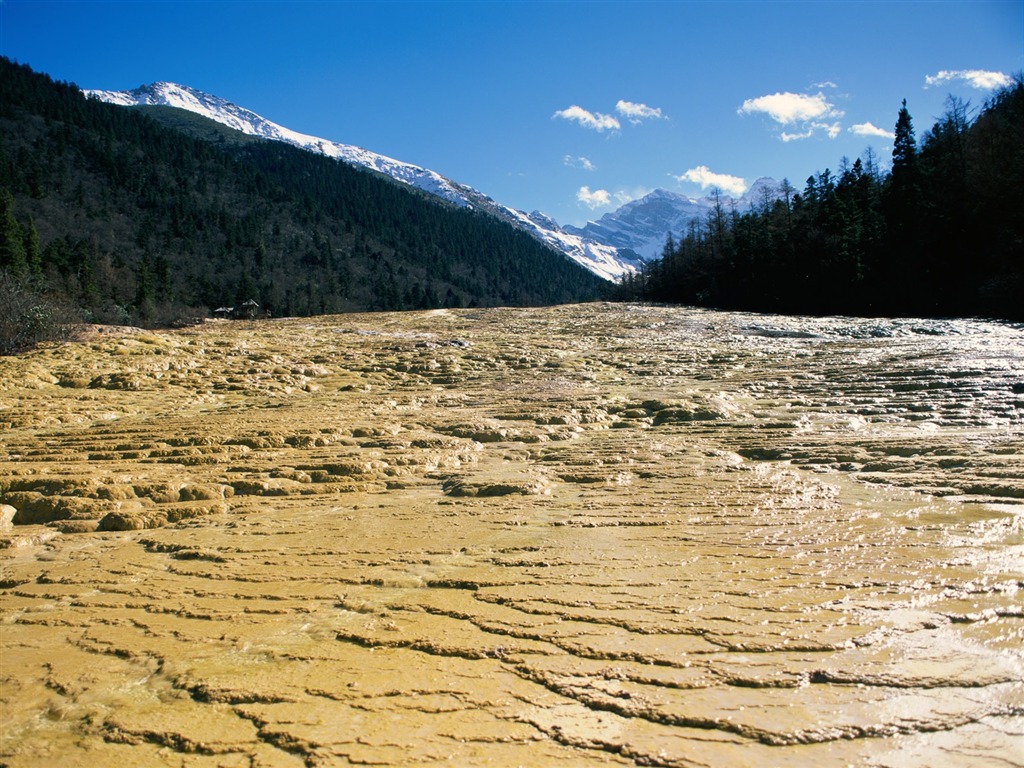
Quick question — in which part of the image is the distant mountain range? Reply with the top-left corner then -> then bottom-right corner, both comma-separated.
565,179 -> 782,261
87,82 -> 779,278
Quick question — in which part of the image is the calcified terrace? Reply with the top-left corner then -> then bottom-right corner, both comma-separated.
1,303 -> 1022,767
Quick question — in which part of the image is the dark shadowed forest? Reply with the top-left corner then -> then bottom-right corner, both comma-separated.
614,79 -> 1023,321
2,57 -> 1021,355
0,58 -> 604,351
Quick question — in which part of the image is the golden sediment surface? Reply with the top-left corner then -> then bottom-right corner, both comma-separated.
1,303 -> 1022,767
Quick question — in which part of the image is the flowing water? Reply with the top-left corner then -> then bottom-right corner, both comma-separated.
1,303 -> 1022,767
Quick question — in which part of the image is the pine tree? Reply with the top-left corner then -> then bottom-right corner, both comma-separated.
134,253 -> 156,322
0,189 -> 27,274
883,99 -> 924,310
892,99 -> 918,180
888,99 -> 921,207
887,99 -> 920,229
24,216 -> 42,275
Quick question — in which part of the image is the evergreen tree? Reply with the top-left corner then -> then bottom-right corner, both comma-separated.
891,99 -> 917,180
1,189 -> 28,274
24,216 -> 42,275
918,95 -> 974,310
887,99 -> 919,221
618,84 -> 1022,321
882,99 -> 923,308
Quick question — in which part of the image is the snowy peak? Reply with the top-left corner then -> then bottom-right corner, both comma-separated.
565,180 -> 781,260
86,81 -> 640,280
564,190 -> 709,259
86,82 -> 475,209
742,177 -> 783,210
89,82 -> 232,115
85,81 -> 779,279
88,82 -> 302,145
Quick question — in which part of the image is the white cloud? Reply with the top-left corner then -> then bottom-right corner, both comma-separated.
780,122 -> 841,142
671,166 -> 747,196
849,121 -> 893,139
925,69 -> 1012,90
577,186 -> 612,209
615,100 -> 664,123
780,128 -> 813,142
615,187 -> 651,205
553,105 -> 620,132
574,186 -> 649,213
738,91 -> 841,124
563,155 -> 596,171
739,91 -> 845,141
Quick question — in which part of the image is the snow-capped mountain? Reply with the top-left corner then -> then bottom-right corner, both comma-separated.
501,209 -> 646,279
85,82 -> 635,281
564,178 -> 781,261
86,82 -> 474,208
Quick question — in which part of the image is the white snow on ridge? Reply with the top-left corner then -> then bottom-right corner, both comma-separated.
502,208 -> 644,282
85,82 -> 473,209
564,179 -> 782,261
89,82 -> 737,281
86,81 -> 643,279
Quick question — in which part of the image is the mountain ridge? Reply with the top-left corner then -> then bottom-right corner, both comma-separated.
0,57 -> 605,330
565,179 -> 782,261
87,82 -> 782,280
86,82 -> 641,281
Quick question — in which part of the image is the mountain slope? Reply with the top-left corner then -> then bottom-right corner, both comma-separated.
0,58 -> 605,326
89,82 -> 475,208
87,82 -> 637,280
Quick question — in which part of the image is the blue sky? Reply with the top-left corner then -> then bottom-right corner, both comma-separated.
2,0 -> 1021,226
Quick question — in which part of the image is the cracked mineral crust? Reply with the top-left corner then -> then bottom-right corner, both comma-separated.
1,304 -> 1022,767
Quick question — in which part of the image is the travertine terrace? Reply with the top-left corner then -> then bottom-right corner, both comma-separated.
1,303 -> 1022,767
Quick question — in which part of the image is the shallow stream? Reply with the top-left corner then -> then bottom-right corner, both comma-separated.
1,304 -> 1021,766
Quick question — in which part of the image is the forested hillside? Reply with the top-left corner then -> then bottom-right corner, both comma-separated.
0,58 -> 604,348
616,79 -> 1023,320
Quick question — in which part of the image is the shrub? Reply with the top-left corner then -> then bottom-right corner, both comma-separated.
0,269 -> 78,354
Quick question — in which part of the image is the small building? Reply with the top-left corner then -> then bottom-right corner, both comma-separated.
212,299 -> 262,320
237,299 -> 261,319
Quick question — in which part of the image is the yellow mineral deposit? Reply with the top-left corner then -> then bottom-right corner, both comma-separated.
1,304 -> 1022,767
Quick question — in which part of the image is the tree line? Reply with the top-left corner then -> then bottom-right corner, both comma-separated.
614,79 -> 1023,320
0,58 -> 604,351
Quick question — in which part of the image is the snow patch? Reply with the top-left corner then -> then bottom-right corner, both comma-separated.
86,82 -> 641,280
